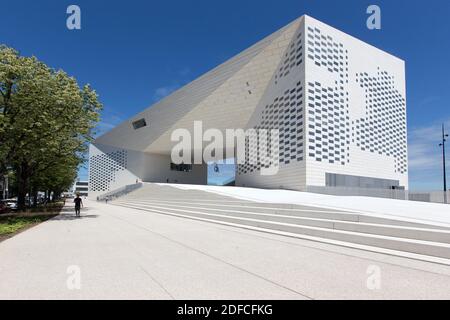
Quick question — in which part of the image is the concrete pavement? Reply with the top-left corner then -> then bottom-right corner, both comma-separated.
1,199 -> 450,299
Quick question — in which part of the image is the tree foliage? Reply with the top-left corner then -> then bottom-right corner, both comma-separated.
0,45 -> 102,208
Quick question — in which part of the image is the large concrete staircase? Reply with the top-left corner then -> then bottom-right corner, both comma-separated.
111,183 -> 450,264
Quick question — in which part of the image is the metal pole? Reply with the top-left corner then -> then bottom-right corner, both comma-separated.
440,124 -> 448,204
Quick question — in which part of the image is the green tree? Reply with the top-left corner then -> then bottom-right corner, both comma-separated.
0,45 -> 102,209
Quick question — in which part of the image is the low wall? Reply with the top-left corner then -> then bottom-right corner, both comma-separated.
306,185 -> 407,200
408,191 -> 450,204
306,185 -> 449,204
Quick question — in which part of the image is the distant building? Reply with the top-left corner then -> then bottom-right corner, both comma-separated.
89,15 -> 407,198
73,181 -> 88,197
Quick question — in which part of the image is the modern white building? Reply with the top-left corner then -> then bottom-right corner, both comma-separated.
89,15 -> 408,199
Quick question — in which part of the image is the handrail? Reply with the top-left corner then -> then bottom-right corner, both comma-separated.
97,183 -> 143,201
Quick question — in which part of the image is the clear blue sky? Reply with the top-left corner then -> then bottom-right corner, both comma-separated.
1,0 -> 449,190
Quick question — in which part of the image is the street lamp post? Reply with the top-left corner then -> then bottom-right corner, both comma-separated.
439,124 -> 448,204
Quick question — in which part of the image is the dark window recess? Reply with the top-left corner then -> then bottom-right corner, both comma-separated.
132,118 -> 147,130
325,172 -> 403,190
170,163 -> 192,172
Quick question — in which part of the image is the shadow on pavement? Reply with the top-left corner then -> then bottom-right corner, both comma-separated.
54,206 -> 97,220
59,207 -> 91,213
53,213 -> 99,220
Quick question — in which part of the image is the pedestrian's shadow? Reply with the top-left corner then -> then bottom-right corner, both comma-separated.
60,207 -> 91,213
53,213 -> 99,220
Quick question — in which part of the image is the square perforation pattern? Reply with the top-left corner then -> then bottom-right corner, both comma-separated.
274,30 -> 303,83
306,26 -> 350,165
238,81 -> 304,175
355,70 -> 407,174
306,26 -> 406,175
89,150 -> 128,192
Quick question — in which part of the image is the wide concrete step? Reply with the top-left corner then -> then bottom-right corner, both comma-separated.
125,185 -> 232,201
117,198 -> 448,230
124,196 -> 342,211
112,201 -> 450,260
114,200 -> 450,243
124,185 -> 450,229
121,198 -> 356,219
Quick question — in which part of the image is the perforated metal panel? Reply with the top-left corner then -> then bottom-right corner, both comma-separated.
306,26 -> 350,165
355,70 -> 407,174
306,26 -> 349,78
89,150 -> 128,192
237,80 -> 304,175
307,81 -> 350,165
238,28 -> 305,176
275,31 -> 303,83
305,26 -> 407,175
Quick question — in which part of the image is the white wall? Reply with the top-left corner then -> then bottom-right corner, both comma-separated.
303,16 -> 408,189
237,16 -> 408,191
88,143 -> 207,198
235,17 -> 307,190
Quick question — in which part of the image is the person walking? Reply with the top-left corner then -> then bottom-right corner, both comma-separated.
74,194 -> 83,217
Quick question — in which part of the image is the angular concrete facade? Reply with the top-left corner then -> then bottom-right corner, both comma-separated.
89,15 -> 408,198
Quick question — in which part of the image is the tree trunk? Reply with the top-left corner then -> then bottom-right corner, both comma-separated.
17,162 -> 30,211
